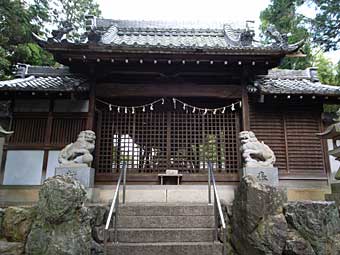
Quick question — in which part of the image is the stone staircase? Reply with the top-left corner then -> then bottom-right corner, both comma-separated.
104,203 -> 223,255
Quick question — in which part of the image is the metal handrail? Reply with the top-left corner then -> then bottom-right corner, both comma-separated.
208,161 -> 227,255
104,162 -> 127,255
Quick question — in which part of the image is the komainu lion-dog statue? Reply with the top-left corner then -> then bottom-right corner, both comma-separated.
239,131 -> 276,168
58,130 -> 96,167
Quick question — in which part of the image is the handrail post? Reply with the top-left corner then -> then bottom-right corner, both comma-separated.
123,163 -> 127,204
114,190 -> 119,243
208,161 -> 212,204
214,195 -> 218,241
103,229 -> 107,255
223,227 -> 227,255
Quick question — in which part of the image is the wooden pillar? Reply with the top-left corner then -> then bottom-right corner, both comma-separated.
241,86 -> 250,131
320,115 -> 331,181
86,77 -> 96,130
0,139 -> 7,184
41,99 -> 54,183
241,67 -> 250,131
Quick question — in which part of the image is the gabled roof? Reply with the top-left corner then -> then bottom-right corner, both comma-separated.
249,68 -> 340,96
34,18 -> 303,56
0,64 -> 88,92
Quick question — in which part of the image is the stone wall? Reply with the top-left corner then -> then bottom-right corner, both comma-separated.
0,175 -> 107,255
0,174 -> 339,255
224,175 -> 340,255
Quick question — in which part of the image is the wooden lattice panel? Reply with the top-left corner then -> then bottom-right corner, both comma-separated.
250,105 -> 288,173
97,103 -> 240,175
250,102 -> 326,176
9,114 -> 47,145
285,107 -> 324,174
50,117 -> 87,145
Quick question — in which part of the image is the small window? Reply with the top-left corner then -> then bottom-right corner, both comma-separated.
14,100 -> 50,112
3,150 -> 44,185
54,100 -> 89,112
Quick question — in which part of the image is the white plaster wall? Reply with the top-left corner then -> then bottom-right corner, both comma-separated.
3,150 -> 44,185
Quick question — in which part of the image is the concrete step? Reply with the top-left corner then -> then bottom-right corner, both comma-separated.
117,215 -> 214,229
107,241 -> 223,255
118,203 -> 214,216
108,228 -> 215,243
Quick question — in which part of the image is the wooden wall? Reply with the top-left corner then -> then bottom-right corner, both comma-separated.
249,100 -> 328,179
8,112 -> 87,148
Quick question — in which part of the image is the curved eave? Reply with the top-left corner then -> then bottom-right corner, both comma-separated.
285,39 -> 305,53
33,37 -> 302,57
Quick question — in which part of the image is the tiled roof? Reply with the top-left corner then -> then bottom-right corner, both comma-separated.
249,68 -> 340,96
35,18 -> 303,54
97,20 -> 254,50
0,65 -> 88,92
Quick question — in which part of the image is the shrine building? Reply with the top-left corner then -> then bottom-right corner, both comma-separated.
0,17 -> 339,203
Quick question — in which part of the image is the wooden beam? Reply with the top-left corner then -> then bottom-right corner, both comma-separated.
96,83 -> 242,99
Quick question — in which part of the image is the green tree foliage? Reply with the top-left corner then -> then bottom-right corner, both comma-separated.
314,53 -> 337,85
311,0 -> 340,51
260,0 -> 313,69
315,54 -> 340,113
335,62 -> 340,85
0,0 -> 101,80
0,0 -> 54,79
43,0 -> 101,39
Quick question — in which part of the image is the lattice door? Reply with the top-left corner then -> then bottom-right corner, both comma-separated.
97,100 -> 240,175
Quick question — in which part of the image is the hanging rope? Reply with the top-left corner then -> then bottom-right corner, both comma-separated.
96,98 -> 165,114
96,97 -> 241,115
172,98 -> 242,115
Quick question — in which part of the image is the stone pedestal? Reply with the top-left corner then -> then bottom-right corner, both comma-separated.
240,167 -> 279,186
325,183 -> 340,207
55,167 -> 95,188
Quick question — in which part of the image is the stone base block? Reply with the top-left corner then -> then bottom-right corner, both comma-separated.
240,167 -> 279,186
55,167 -> 95,188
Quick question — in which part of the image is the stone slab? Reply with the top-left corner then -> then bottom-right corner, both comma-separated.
241,167 -> 279,186
55,167 -> 95,188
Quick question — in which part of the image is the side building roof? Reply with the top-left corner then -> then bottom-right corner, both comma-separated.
248,68 -> 340,97
0,64 -> 88,92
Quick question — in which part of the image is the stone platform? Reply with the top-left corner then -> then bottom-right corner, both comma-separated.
0,182 -> 332,207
